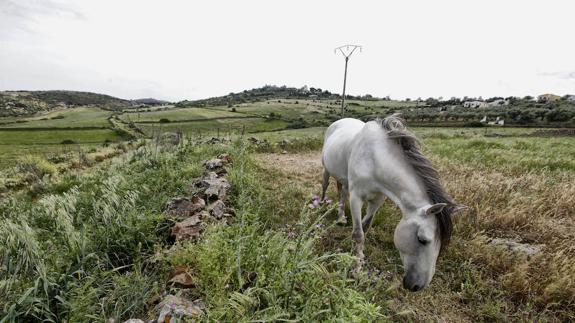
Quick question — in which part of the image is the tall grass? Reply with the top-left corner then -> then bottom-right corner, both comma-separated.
166,144 -> 383,321
0,139 -> 222,321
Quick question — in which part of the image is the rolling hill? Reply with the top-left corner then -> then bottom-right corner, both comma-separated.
0,90 -> 132,117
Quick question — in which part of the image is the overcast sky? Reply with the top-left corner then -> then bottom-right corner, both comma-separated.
1,0 -> 574,101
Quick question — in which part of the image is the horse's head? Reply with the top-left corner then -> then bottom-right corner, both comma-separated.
393,203 -> 447,292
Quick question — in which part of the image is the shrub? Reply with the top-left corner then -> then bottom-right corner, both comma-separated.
464,121 -> 486,127
61,139 -> 77,144
159,118 -> 170,123
16,155 -> 58,181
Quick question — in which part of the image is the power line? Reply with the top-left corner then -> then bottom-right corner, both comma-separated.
334,44 -> 362,118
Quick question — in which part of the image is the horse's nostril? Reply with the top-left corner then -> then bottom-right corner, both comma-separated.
403,275 -> 423,292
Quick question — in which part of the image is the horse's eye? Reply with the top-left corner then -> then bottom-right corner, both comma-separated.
417,237 -> 429,245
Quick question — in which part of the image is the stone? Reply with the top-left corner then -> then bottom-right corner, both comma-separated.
208,200 -> 226,219
200,172 -> 231,201
171,216 -> 202,241
123,320 -> 144,323
168,266 -> 195,289
165,197 -> 205,217
156,295 -> 204,322
204,158 -> 223,169
217,153 -> 232,164
489,238 -> 543,256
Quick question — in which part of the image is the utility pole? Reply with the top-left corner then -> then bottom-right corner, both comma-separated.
335,45 -> 362,118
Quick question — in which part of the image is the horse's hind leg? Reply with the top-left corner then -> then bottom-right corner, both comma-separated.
320,169 -> 330,201
336,182 -> 348,224
362,195 -> 386,235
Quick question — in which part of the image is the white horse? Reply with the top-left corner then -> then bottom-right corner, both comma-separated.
321,115 -> 464,291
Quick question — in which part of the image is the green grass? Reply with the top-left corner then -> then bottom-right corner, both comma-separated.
138,118 -> 289,137
0,129 -> 119,145
0,107 -> 114,128
0,129 -> 120,169
120,107 -> 239,123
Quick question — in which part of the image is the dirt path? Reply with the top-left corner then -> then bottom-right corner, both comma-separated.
255,151 -> 324,189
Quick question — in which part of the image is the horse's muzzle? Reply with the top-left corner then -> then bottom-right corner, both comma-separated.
402,274 -> 424,292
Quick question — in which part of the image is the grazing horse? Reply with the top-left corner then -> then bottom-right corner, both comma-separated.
321,115 -> 464,291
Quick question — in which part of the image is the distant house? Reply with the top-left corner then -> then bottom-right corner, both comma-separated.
308,94 -> 318,99
538,93 -> 561,103
463,101 -> 488,108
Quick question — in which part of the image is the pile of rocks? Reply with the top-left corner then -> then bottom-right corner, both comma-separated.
165,153 -> 234,242
123,153 -> 234,323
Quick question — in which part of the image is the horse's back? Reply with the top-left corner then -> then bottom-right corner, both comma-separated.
322,118 -> 365,184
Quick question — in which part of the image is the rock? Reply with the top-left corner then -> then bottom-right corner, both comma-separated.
156,295 -> 204,322
169,265 -> 187,277
217,153 -> 232,164
204,158 -> 223,169
278,139 -> 292,148
489,238 -> 543,256
123,320 -> 144,323
171,216 -> 203,241
168,266 -> 195,289
199,172 -> 231,201
165,197 -> 205,217
170,272 -> 195,289
208,137 -> 221,144
208,200 -> 226,219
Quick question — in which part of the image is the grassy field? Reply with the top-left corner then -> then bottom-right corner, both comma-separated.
251,125 -> 575,321
1,122 -> 574,321
0,107 -> 114,128
0,129 -> 120,169
120,107 -> 239,123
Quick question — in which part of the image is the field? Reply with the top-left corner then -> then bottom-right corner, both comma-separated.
1,99 -> 574,321
253,126 -> 575,321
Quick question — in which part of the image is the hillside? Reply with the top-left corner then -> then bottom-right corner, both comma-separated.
0,90 -> 131,117
132,98 -> 170,105
176,85 -> 342,108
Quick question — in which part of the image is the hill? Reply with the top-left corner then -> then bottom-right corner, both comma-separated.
132,98 -> 170,105
176,85 -> 344,108
0,90 -> 131,117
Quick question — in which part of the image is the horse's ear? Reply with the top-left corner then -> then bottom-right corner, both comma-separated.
452,204 -> 468,214
425,203 -> 447,216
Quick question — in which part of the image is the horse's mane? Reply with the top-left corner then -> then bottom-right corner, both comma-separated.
376,114 -> 454,250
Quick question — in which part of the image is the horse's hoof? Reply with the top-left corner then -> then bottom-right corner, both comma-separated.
351,260 -> 365,278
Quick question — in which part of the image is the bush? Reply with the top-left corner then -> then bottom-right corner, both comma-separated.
464,121 -> 486,127
16,155 -> 58,181
61,139 -> 77,144
159,118 -> 170,123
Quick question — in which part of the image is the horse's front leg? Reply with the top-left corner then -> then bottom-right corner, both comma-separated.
350,192 -> 365,271
362,195 -> 386,235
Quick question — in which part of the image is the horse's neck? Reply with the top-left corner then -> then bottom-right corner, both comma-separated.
373,142 -> 431,216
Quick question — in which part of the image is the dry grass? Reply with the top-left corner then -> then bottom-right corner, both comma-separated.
255,149 -> 575,321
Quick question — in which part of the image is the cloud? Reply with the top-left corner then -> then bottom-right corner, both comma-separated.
0,0 -> 83,36
538,71 -> 575,80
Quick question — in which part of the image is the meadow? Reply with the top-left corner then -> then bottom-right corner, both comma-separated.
1,99 -> 574,321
